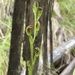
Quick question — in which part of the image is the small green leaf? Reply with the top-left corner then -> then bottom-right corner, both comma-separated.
35,47 -> 40,57
36,7 -> 43,21
73,68 -> 75,75
34,21 -> 40,37
32,47 -> 40,65
33,2 -> 38,16
36,21 -> 40,32
26,25 -> 32,36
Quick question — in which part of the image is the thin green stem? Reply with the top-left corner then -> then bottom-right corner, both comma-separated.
30,41 -> 33,63
34,15 -> 36,40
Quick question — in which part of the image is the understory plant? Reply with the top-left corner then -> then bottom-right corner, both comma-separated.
59,0 -> 75,33
0,16 -> 11,75
26,2 -> 42,75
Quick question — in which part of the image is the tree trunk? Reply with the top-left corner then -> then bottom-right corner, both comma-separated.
7,0 -> 25,75
39,0 -> 49,74
48,0 -> 54,73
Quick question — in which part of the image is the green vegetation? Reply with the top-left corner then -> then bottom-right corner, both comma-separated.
59,0 -> 75,33
0,0 -> 75,75
0,0 -> 13,74
0,17 -> 12,75
26,2 -> 42,75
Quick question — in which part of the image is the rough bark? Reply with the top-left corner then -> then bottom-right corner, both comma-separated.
39,0 -> 49,74
7,0 -> 25,75
48,0 -> 54,73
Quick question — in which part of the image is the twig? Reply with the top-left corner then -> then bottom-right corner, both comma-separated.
60,58 -> 75,75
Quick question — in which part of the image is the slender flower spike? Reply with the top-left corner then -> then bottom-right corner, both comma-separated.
26,2 -> 42,75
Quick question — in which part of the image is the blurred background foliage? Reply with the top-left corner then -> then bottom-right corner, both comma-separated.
0,0 -> 13,74
59,0 -> 75,34
0,0 -> 75,75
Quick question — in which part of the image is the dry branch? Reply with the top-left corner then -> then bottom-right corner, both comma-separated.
49,37 -> 75,63
60,58 -> 75,75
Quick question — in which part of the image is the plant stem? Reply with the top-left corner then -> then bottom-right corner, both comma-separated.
30,41 -> 33,63
34,15 -> 36,40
